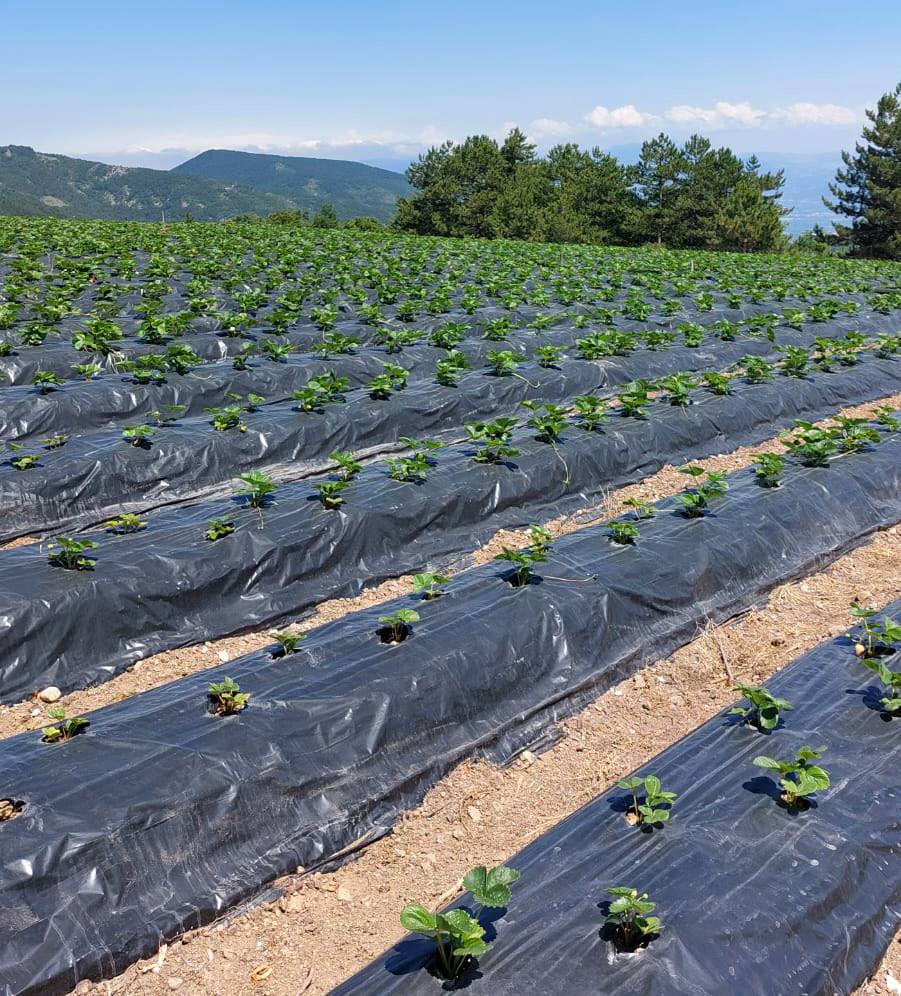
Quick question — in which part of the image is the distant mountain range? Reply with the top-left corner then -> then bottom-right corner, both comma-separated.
0,142 -> 840,234
172,149 -> 410,221
0,145 -> 410,223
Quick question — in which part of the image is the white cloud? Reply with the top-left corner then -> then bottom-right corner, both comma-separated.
529,117 -> 574,138
584,104 -> 655,128
771,102 -> 858,125
666,101 -> 766,128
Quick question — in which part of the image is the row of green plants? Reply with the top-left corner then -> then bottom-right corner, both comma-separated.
6,332 -> 896,473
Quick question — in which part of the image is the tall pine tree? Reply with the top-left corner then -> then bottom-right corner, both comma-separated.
825,82 -> 901,259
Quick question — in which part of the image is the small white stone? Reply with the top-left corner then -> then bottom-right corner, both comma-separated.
167,977 -> 183,990
217,650 -> 230,663
38,686 -> 61,703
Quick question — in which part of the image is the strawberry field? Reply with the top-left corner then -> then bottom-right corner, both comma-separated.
0,216 -> 899,996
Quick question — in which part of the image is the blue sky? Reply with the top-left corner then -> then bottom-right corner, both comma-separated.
2,0 -> 898,169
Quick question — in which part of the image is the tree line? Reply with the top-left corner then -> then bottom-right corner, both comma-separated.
392,129 -> 789,252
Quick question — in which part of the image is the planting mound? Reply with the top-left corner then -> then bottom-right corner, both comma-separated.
332,598 -> 901,996
0,434 -> 898,996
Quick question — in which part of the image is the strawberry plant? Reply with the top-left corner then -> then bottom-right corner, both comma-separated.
122,424 -> 155,448
604,887 -> 663,951
676,466 -> 728,517
736,355 -> 771,384
435,350 -> 472,386
430,324 -> 469,350
7,444 -> 39,470
522,401 -> 568,442
573,394 -> 608,431
779,345 -> 809,378
232,343 -> 255,370
41,708 -> 89,743
617,774 -> 677,825
411,572 -> 449,599
486,350 -> 519,376
32,370 -> 65,394
42,433 -> 68,449
832,416 -> 880,453
378,608 -> 419,643
623,497 -> 655,519
862,658 -> 901,713
659,372 -> 696,406
752,745 -> 830,807
617,380 -> 653,417
466,418 -> 519,464
730,682 -> 793,730
205,405 -> 247,432
235,470 -> 277,508
400,864 -> 519,980
701,371 -> 733,395
752,452 -> 785,488
204,517 -> 235,542
607,519 -> 640,545
873,406 -> 900,431
313,478 -> 349,508
678,322 -> 704,347
368,362 -> 408,399
494,527 -> 550,586
317,332 -> 358,358
782,421 -> 837,467
270,630 -> 306,657
105,514 -> 147,534
329,450 -> 362,480
71,361 -> 103,379
208,677 -> 249,716
47,536 -> 97,570
533,344 -> 563,368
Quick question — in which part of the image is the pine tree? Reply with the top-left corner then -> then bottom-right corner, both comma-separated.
825,82 -> 901,259
635,134 -> 683,244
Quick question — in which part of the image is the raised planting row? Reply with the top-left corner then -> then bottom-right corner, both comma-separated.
3,218 -> 898,384
3,295 -> 892,441
331,600 -> 901,996
1,365 -> 898,699
2,329 -> 896,539
0,432 -> 898,995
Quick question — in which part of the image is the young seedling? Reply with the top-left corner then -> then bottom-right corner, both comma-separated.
208,677 -> 249,716
617,380 -> 653,418
400,865 -> 519,980
616,775 -> 677,825
105,513 -> 147,534
658,373 -> 697,407
42,432 -> 69,450
122,423 -> 155,448
623,497 -> 656,520
486,350 -> 519,377
270,630 -> 306,657
235,471 -> 277,519
782,421 -> 837,467
607,519 -> 640,545
205,405 -> 247,432
752,452 -> 785,488
573,395 -> 608,431
47,536 -> 98,570
204,517 -> 235,542
435,351 -> 472,386
378,608 -> 420,643
831,416 -> 881,454
676,466 -> 729,518
411,572 -> 449,599
873,406 -> 900,432
779,345 -> 810,378
72,361 -> 103,380
41,708 -> 89,743
862,658 -> 901,713
736,355 -> 771,384
700,371 -> 733,395
533,344 -> 563,368
8,446 -> 39,470
466,418 -> 520,464
730,682 -> 793,730
604,887 -> 663,951
752,745 -> 830,807
313,478 -> 350,508
494,532 -> 548,586
329,450 -> 362,480
32,370 -> 65,394
522,401 -> 568,442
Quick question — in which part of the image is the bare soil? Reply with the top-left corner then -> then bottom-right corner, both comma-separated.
2,391 -> 897,742
62,526 -> 900,996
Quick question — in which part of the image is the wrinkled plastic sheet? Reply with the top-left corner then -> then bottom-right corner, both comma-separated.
1,373 -> 898,703
2,327 -> 890,539
0,441 -> 899,996
1,306 -> 891,440
333,600 -> 901,996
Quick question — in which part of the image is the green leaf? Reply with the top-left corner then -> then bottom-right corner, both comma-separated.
616,776 -> 644,790
752,755 -> 781,771
644,775 -> 660,797
399,904 -> 437,934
